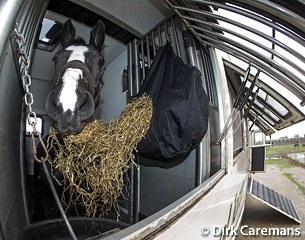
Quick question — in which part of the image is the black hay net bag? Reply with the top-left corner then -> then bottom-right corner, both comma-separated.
137,43 -> 209,162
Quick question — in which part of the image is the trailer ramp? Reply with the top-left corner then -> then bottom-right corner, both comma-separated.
248,178 -> 301,224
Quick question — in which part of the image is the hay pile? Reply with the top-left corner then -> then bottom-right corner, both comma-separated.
47,95 -> 152,217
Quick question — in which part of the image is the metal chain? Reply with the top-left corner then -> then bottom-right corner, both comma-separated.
14,24 -> 49,162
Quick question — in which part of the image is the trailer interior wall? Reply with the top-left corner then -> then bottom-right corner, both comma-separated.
0,1 -> 48,239
0,35 -> 26,240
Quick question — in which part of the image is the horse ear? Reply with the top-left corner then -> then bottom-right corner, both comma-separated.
60,19 -> 76,48
89,20 -> 105,52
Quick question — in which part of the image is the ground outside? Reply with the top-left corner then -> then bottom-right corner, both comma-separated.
237,145 -> 305,239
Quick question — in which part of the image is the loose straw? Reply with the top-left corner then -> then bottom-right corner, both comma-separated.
48,95 -> 152,218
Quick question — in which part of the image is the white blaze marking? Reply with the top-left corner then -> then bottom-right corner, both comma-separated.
66,46 -> 88,63
58,46 -> 88,112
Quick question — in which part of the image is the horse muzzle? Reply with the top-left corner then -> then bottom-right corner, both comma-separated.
46,89 -> 95,136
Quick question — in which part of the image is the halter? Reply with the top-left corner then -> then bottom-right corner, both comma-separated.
53,60 -> 102,106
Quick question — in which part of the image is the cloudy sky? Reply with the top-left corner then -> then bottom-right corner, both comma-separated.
271,121 -> 305,139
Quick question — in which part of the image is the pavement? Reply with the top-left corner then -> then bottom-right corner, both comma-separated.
236,164 -> 305,239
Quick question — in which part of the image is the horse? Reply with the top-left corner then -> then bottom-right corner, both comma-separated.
32,19 -> 106,221
45,19 -> 105,136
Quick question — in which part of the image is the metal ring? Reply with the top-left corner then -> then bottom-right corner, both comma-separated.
27,111 -> 37,125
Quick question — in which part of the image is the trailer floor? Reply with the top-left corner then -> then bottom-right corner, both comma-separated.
237,164 -> 305,239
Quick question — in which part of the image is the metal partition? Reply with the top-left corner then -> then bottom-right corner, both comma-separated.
126,15 -> 188,223
127,14 -> 219,219
129,15 -> 186,85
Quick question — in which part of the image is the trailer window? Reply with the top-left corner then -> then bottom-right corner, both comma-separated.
38,18 -> 62,48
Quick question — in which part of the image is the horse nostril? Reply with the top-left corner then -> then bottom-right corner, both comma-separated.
78,92 -> 95,120
77,96 -> 87,110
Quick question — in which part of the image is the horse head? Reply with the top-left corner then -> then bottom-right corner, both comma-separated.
46,19 -> 105,136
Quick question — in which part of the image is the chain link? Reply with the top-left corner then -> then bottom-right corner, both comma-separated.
14,24 -> 48,162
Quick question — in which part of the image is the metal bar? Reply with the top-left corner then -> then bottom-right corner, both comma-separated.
128,43 -> 135,224
128,166 -> 135,224
133,39 -> 140,94
29,0 -> 47,56
158,26 -> 163,46
194,33 -> 305,102
20,1 -> 35,44
151,31 -> 156,56
234,66 -> 251,109
182,30 -> 203,186
146,35 -> 151,68
233,0 -> 305,35
189,21 -> 305,79
165,0 -> 303,101
164,21 -> 170,42
191,0 -> 305,48
201,47 -> 214,103
233,89 -> 259,135
127,42 -> 133,98
239,71 -> 260,109
271,21 -> 276,60
140,39 -> 146,79
166,0 -> 305,104
134,156 -> 140,223
127,40 -> 141,224
192,25 -> 305,92
215,66 -> 251,144
173,5 -> 305,65
133,39 -> 140,223
171,17 -> 181,58
216,71 -> 260,145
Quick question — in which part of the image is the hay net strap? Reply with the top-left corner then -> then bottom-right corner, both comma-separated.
13,24 -> 78,240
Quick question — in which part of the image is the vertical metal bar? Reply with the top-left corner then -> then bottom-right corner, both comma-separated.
234,66 -> 251,109
151,31 -> 156,56
140,40 -> 146,79
127,41 -> 135,224
133,39 -> 140,94
127,42 -> 133,98
6,0 -> 28,64
183,30 -> 203,186
133,39 -> 140,223
146,35 -> 151,68
171,16 -> 181,58
158,26 -> 163,46
128,40 -> 141,224
164,21 -> 169,42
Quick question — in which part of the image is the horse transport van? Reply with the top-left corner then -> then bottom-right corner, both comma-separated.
0,0 -> 304,239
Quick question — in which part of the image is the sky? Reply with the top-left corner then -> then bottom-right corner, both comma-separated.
270,121 -> 305,139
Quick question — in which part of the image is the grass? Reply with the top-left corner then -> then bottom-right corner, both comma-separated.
265,158 -> 294,168
283,172 -> 305,195
265,143 -> 305,195
266,144 -> 305,157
